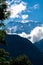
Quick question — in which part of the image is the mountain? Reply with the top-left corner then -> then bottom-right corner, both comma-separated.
0,35 -> 43,65
35,39 -> 43,52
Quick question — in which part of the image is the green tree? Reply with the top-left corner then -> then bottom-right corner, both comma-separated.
10,55 -> 33,65
0,0 -> 10,65
0,48 -> 10,65
0,0 -> 10,44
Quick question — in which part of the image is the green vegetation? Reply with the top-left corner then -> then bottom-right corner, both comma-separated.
0,0 -> 10,44
10,55 -> 32,65
0,48 -> 10,65
0,49 -> 32,65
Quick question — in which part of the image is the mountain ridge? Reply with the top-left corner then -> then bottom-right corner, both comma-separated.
0,35 -> 43,65
35,39 -> 43,52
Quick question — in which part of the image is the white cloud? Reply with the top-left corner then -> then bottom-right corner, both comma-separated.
18,32 -> 28,38
18,26 -> 43,43
6,0 -> 14,5
20,20 -> 33,23
21,20 -> 29,23
22,14 -> 28,19
14,0 -> 21,3
29,26 -> 43,43
7,33 -> 17,35
8,2 -> 27,18
6,0 -> 21,5
7,1 -> 39,24
18,32 -> 31,41
15,15 -> 20,18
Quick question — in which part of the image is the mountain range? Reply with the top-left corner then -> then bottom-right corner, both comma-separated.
35,39 -> 43,52
0,35 -> 43,65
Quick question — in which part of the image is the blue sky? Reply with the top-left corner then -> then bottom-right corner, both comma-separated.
4,0 -> 43,43
6,0 -> 43,23
24,0 -> 43,22
6,0 -> 43,24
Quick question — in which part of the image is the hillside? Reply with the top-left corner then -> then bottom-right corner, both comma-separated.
0,35 -> 43,65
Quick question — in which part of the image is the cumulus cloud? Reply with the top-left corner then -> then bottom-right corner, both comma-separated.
21,14 -> 28,19
18,26 -> 43,43
18,32 -> 28,38
8,1 -> 27,18
29,26 -> 43,43
18,32 -> 31,40
6,0 -> 39,24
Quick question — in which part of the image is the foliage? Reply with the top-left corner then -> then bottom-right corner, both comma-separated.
0,0 -> 10,44
10,55 -> 33,65
0,0 -> 11,65
0,0 -> 10,20
0,48 -> 10,65
0,51 -> 33,65
0,48 -> 9,57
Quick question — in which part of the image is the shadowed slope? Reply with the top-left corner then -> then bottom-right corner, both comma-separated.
0,35 -> 43,65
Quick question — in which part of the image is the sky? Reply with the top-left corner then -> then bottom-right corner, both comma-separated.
4,0 -> 43,43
